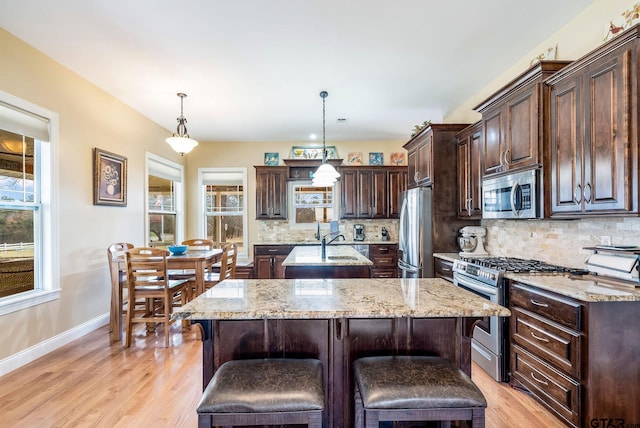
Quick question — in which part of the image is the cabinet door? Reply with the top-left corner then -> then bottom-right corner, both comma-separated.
550,75 -> 583,216
254,255 -> 272,279
457,137 -> 471,217
416,132 -> 432,185
457,124 -> 483,219
371,169 -> 388,218
388,168 -> 407,218
407,149 -> 418,188
273,255 -> 288,279
340,168 -> 358,218
583,49 -> 633,214
356,169 -> 374,217
506,82 -> 540,171
255,167 -> 287,219
482,106 -> 505,176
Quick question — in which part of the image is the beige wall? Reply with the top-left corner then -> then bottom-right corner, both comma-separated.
0,28 -> 184,361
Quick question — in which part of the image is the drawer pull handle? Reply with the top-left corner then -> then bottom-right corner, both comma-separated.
530,299 -> 549,308
530,372 -> 549,386
530,332 -> 549,343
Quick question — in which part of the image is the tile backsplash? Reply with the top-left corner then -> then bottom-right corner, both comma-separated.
257,219 -> 399,243
483,217 -> 640,268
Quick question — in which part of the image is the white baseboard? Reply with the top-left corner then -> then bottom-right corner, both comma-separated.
0,313 -> 109,377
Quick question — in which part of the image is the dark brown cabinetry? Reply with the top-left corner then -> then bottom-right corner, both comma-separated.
253,245 -> 292,278
434,257 -> 454,283
255,166 -> 287,220
475,61 -> 571,178
369,244 -> 398,278
547,28 -> 639,217
340,166 -> 407,219
456,122 -> 483,219
510,280 -> 640,427
404,124 -> 468,188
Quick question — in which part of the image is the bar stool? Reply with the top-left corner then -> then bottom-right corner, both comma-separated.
353,356 -> 487,428
197,358 -> 324,428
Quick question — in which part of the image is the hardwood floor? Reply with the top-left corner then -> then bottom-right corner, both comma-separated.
0,324 -> 564,427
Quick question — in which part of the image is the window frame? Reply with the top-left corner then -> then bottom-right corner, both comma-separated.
197,167 -> 248,259
0,90 -> 60,316
288,180 -> 339,228
145,153 -> 185,246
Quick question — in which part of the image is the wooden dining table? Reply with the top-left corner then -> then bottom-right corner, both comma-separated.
109,248 -> 223,343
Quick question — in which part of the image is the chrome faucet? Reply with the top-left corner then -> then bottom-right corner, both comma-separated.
321,233 -> 345,259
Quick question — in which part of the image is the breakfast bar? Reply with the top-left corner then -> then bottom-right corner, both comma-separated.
173,277 -> 510,427
281,245 -> 373,278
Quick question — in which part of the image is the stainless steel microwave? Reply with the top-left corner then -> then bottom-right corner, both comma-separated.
482,169 -> 539,219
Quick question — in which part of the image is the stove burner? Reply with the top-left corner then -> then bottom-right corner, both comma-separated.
460,256 -> 575,274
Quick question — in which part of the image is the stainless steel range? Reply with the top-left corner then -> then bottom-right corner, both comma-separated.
452,256 -> 578,382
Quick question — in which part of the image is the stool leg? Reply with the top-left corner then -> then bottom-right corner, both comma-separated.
472,408 -> 485,428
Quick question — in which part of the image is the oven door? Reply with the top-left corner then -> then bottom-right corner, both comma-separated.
453,273 -> 502,354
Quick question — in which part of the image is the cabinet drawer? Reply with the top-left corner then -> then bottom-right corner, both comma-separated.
371,268 -> 397,278
369,245 -> 397,256
254,245 -> 292,256
512,307 -> 581,378
434,258 -> 454,282
511,282 -> 582,331
512,344 -> 581,427
370,255 -> 395,267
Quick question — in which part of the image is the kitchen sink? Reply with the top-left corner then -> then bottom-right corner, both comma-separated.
327,256 -> 358,260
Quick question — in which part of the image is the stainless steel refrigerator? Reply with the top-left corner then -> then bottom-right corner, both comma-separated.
398,186 -> 470,278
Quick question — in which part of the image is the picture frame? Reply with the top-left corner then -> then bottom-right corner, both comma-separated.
346,152 -> 363,165
291,145 -> 338,160
264,152 -> 279,165
368,152 -> 383,166
93,148 -> 127,206
390,152 -> 406,165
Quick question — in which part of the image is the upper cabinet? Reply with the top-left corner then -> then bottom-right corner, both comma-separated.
474,61 -> 572,178
340,166 -> 407,219
404,124 -> 469,188
255,166 -> 288,220
456,122 -> 483,219
547,27 -> 640,218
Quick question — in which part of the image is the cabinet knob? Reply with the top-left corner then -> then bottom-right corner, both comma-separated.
583,182 -> 592,203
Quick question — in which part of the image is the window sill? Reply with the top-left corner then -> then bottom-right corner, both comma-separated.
0,289 -> 61,316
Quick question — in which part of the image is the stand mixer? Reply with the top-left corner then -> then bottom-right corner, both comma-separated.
458,226 -> 488,257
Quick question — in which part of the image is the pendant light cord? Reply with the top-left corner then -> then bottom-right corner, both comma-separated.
320,90 -> 328,163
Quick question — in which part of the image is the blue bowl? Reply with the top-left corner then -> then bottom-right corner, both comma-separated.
168,245 -> 188,255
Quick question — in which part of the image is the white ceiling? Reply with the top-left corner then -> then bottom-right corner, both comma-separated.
0,0 -> 592,143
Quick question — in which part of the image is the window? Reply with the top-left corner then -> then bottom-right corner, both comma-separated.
146,154 -> 184,246
0,92 -> 59,315
290,182 -> 337,224
198,168 -> 247,258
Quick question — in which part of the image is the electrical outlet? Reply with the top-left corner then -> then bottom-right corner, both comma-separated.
600,235 -> 612,246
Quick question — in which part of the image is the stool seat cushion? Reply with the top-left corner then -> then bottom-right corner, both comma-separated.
197,358 -> 324,413
354,356 -> 486,410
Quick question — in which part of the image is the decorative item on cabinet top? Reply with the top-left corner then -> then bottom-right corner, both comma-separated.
264,152 -> 279,166
410,120 -> 431,137
290,145 -> 338,160
368,152 -> 383,166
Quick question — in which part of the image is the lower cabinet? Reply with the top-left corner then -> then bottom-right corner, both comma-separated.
369,244 -> 398,278
253,245 -> 292,279
509,280 -> 640,427
434,258 -> 454,283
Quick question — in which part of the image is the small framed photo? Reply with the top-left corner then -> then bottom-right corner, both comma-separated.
264,152 -> 279,165
93,148 -> 127,206
369,152 -> 383,165
390,152 -> 406,165
291,145 -> 338,159
346,152 -> 363,165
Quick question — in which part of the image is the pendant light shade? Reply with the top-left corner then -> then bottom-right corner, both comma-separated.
312,90 -> 339,187
166,93 -> 199,156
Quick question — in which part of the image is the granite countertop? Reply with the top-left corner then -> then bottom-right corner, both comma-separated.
256,240 -> 397,246
282,245 -> 373,266
433,252 -> 461,262
173,278 -> 511,320
506,273 -> 640,302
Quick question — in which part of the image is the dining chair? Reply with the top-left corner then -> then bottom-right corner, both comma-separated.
107,243 -> 136,334
203,242 -> 237,290
124,247 -> 190,347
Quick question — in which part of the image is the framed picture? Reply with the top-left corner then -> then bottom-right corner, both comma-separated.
346,152 -> 363,165
390,152 -> 406,165
369,152 -> 383,165
291,145 -> 338,160
93,148 -> 127,206
264,152 -> 279,165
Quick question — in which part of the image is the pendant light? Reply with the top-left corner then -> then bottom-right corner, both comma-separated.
166,93 -> 199,156
312,91 -> 340,187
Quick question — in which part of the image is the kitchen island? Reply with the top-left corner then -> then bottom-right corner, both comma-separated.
281,244 -> 373,278
174,277 -> 510,427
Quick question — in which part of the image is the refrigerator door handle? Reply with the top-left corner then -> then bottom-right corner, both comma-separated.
398,195 -> 408,254
398,259 -> 420,274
